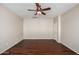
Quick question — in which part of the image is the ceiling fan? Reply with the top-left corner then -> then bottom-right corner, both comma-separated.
27,3 -> 51,15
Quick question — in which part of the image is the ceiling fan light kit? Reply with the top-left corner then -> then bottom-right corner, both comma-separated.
37,11 -> 41,14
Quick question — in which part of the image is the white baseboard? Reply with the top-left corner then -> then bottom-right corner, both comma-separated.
61,41 -> 79,54
24,38 -> 54,40
0,39 -> 22,54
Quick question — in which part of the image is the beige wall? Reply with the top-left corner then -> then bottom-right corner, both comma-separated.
23,18 -> 54,39
61,5 -> 79,54
0,5 -> 23,54
53,16 -> 61,43
53,16 -> 58,41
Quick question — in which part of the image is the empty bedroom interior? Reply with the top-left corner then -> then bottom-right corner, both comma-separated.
0,3 -> 79,55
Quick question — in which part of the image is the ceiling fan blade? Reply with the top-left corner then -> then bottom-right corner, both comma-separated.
35,3 -> 41,7
27,9 -> 36,11
42,8 -> 51,11
41,12 -> 46,15
34,12 -> 37,15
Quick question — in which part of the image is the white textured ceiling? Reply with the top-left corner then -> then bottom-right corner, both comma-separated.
2,3 -> 78,18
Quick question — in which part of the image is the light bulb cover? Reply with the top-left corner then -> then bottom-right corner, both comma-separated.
37,11 -> 41,14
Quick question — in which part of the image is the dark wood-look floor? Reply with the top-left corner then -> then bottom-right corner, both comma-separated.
1,39 -> 77,55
